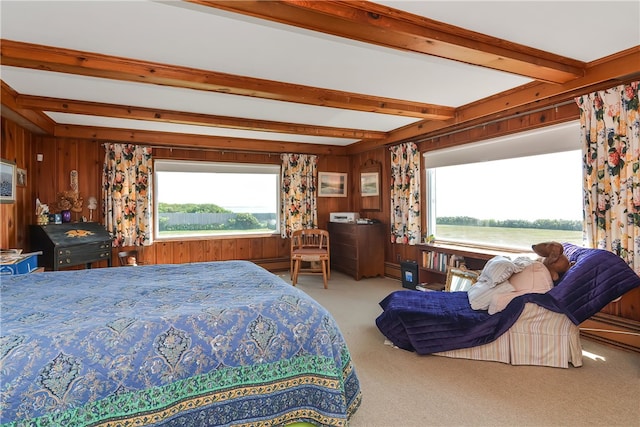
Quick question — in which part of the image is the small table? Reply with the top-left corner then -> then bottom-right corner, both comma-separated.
0,253 -> 40,275
30,223 -> 112,270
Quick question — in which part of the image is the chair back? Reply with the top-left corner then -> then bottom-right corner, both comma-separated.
291,229 -> 329,253
118,250 -> 139,266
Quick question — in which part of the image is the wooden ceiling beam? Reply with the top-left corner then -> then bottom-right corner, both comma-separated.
191,0 -> 585,84
347,47 -> 640,154
0,81 -> 56,134
17,95 -> 386,140
456,49 -> 640,125
0,39 -> 454,120
54,124 -> 349,156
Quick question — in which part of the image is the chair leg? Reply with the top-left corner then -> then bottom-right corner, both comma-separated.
322,260 -> 328,289
292,259 -> 299,286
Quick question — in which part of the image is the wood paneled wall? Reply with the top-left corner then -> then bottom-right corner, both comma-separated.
32,136 -> 104,225
2,113 -> 638,350
0,105 -> 582,265
347,146 -> 416,266
0,127 -> 352,267
1,118 -> 35,250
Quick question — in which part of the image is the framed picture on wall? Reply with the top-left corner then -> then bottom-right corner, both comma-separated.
360,172 -> 379,197
318,172 -> 347,197
17,168 -> 27,187
360,159 -> 381,211
0,159 -> 17,203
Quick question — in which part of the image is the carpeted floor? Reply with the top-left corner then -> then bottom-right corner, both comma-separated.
277,270 -> 640,427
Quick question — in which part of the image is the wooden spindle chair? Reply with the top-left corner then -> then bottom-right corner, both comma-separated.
290,229 -> 330,289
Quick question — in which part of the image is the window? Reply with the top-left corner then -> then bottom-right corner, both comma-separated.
154,160 -> 280,239
425,122 -> 584,250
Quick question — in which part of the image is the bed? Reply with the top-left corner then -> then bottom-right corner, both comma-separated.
376,243 -> 640,368
0,260 -> 361,426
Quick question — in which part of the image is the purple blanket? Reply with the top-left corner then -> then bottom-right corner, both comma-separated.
376,244 -> 640,354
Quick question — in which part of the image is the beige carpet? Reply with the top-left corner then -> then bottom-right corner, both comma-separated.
277,270 -> 640,427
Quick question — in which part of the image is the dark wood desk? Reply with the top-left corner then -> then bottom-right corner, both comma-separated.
30,222 -> 112,270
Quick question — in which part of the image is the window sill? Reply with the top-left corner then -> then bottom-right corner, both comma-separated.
419,240 -> 536,258
155,231 -> 280,242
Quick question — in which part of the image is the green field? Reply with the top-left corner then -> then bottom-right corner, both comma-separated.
435,224 -> 583,249
158,228 -> 273,237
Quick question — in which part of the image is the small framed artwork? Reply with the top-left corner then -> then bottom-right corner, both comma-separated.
360,172 -> 379,197
0,159 -> 17,203
360,159 -> 381,211
445,268 -> 479,292
318,172 -> 347,197
17,168 -> 27,187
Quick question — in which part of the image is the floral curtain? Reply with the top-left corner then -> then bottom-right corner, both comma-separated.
280,154 -> 318,237
576,82 -> 639,273
390,142 -> 421,245
102,143 -> 153,247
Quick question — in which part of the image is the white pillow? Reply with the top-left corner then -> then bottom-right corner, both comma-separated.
488,262 -> 553,314
468,280 -> 515,311
509,261 -> 553,292
513,256 -> 536,269
477,256 -> 524,288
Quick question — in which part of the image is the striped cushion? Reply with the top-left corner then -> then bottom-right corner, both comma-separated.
433,303 -> 582,368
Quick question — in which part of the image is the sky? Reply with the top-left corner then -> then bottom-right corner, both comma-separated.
434,150 -> 583,221
156,172 -> 277,213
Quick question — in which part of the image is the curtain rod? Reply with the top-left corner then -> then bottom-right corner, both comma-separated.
154,146 -> 283,158
408,99 -> 577,146
101,143 -> 284,158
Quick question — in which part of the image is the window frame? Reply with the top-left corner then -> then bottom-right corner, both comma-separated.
153,159 -> 281,240
423,121 -> 583,251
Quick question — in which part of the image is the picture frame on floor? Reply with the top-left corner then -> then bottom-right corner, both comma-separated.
445,268 -> 478,292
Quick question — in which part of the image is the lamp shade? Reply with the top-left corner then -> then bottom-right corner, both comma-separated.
88,196 -> 97,210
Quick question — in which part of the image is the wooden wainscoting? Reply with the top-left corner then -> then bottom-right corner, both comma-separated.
112,235 -> 290,272
384,261 -> 402,281
580,313 -> 640,353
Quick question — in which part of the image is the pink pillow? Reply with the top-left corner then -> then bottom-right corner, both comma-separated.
488,262 -> 552,314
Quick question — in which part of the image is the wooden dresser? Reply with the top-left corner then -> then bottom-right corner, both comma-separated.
30,222 -> 113,270
327,222 -> 385,280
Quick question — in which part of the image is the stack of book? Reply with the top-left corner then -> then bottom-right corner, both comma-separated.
421,251 -> 449,272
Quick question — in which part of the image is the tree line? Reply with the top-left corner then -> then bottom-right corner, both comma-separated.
157,203 -> 274,231
437,216 -> 581,231
158,203 -> 232,213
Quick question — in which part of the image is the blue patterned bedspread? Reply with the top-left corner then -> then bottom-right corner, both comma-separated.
1,261 -> 361,426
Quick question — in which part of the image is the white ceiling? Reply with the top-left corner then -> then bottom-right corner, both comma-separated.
1,1 -> 639,148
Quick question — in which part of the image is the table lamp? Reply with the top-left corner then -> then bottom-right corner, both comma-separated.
88,196 -> 97,221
